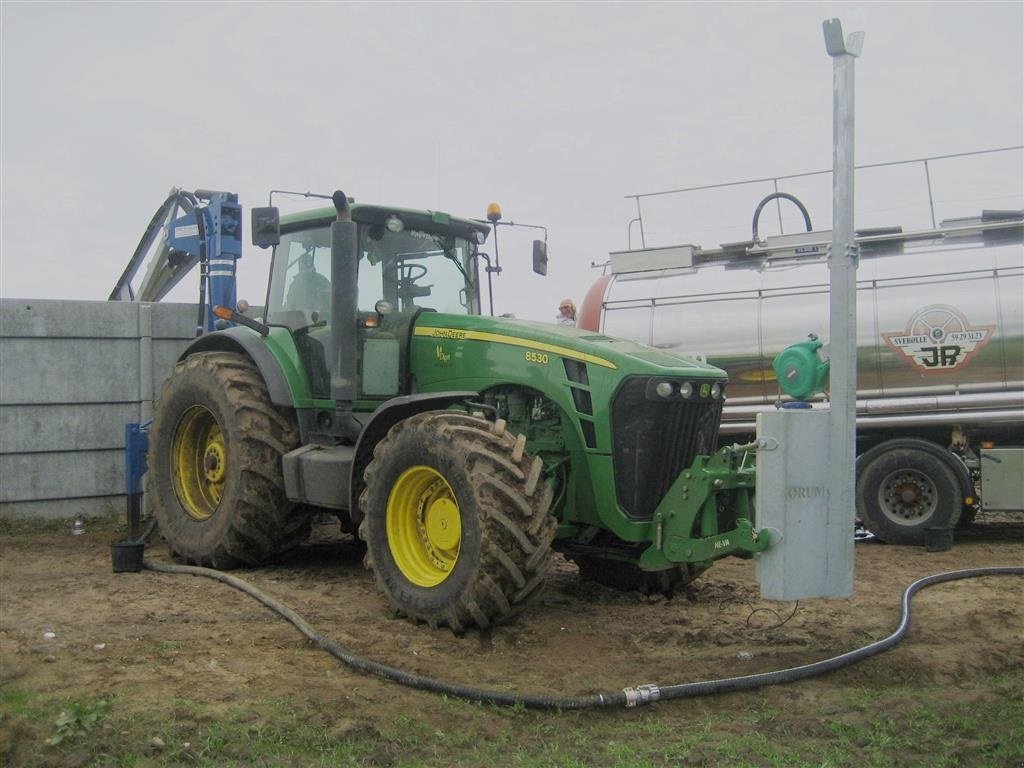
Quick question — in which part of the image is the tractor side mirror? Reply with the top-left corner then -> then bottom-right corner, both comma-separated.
532,240 -> 548,276
251,207 -> 281,248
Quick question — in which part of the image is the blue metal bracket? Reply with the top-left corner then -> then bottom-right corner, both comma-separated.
124,420 -> 152,541
124,421 -> 151,494
166,192 -> 243,332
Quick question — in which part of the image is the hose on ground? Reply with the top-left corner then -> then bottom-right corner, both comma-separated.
136,517 -> 158,545
142,560 -> 1022,710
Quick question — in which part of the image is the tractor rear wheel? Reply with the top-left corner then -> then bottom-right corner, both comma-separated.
359,412 -> 555,632
149,351 -> 307,568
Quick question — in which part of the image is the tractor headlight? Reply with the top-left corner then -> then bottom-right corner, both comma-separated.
711,382 -> 722,399
474,230 -> 487,245
655,381 -> 675,399
385,215 -> 404,233
679,381 -> 694,399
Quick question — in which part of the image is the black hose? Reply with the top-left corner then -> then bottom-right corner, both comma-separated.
657,566 -> 1022,702
135,517 -> 158,545
143,559 -> 613,709
751,192 -> 813,242
141,561 -> 1021,710
194,207 -> 208,336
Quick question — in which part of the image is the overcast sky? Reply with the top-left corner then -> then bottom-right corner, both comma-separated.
2,1 -> 1021,322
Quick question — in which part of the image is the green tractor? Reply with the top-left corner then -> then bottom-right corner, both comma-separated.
149,191 -> 768,632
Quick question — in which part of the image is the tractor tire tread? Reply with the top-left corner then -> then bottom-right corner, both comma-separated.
149,351 -> 309,568
359,410 -> 555,632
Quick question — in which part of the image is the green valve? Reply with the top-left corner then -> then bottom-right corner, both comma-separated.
772,335 -> 829,401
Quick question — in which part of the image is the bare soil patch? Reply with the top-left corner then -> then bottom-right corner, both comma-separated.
1,517 -> 1022,765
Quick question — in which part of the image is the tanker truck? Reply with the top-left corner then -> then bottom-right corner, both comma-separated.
580,203 -> 1023,546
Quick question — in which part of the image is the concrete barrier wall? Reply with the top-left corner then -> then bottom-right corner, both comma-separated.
0,299 -> 200,521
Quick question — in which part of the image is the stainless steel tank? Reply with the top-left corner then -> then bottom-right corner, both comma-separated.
590,217 -> 1024,436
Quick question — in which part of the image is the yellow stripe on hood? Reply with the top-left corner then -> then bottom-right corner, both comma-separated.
413,327 -> 618,369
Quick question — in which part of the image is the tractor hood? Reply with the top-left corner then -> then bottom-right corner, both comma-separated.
411,313 -> 727,379
409,311 -> 730,465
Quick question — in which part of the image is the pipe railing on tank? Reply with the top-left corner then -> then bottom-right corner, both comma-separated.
723,390 -> 1024,417
724,382 -> 1024,406
624,146 -> 1024,249
720,409 -> 1024,436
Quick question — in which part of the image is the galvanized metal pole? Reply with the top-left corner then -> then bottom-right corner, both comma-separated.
823,19 -> 864,597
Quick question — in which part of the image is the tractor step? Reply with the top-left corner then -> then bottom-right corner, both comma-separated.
282,444 -> 355,510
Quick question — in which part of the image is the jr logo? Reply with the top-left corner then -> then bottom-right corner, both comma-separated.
920,345 -> 961,368
435,345 -> 451,363
882,305 -> 994,374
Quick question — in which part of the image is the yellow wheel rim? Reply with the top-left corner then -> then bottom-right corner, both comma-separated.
386,466 -> 462,587
172,405 -> 226,521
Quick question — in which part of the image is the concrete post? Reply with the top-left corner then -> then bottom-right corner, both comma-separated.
139,303 -> 154,423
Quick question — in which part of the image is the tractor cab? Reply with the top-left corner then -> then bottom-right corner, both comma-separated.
259,203 -> 490,402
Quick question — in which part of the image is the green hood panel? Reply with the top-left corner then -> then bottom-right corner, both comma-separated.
412,314 -> 726,377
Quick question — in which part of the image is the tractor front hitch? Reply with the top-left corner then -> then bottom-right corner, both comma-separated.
639,443 -> 770,569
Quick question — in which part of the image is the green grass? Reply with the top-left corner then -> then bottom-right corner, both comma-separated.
823,688 -> 1024,768
2,674 -> 1022,767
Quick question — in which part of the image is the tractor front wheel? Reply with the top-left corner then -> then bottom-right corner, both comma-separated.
359,412 -> 555,632
149,351 -> 307,568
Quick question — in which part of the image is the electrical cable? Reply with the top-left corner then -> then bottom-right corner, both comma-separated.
746,600 -> 800,630
140,560 -> 1022,710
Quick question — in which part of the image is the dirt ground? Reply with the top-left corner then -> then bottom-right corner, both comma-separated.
1,515 -> 1022,764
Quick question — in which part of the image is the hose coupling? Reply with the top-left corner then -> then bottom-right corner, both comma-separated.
622,684 -> 661,708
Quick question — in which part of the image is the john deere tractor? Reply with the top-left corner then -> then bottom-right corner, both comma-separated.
149,191 -> 768,632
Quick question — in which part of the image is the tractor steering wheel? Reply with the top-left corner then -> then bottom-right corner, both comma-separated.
400,263 -> 429,283
396,262 -> 433,306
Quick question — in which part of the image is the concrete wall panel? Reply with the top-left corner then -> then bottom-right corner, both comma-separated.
2,497 -> 124,522
1,300 -> 141,338
1,338 -> 141,403
0,403 -> 142,453
0,299 -> 203,520
150,302 -> 207,338
1,450 -> 124,502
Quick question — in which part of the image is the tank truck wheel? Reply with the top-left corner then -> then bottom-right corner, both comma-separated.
359,412 -> 556,633
856,442 -> 962,545
149,352 -> 308,568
